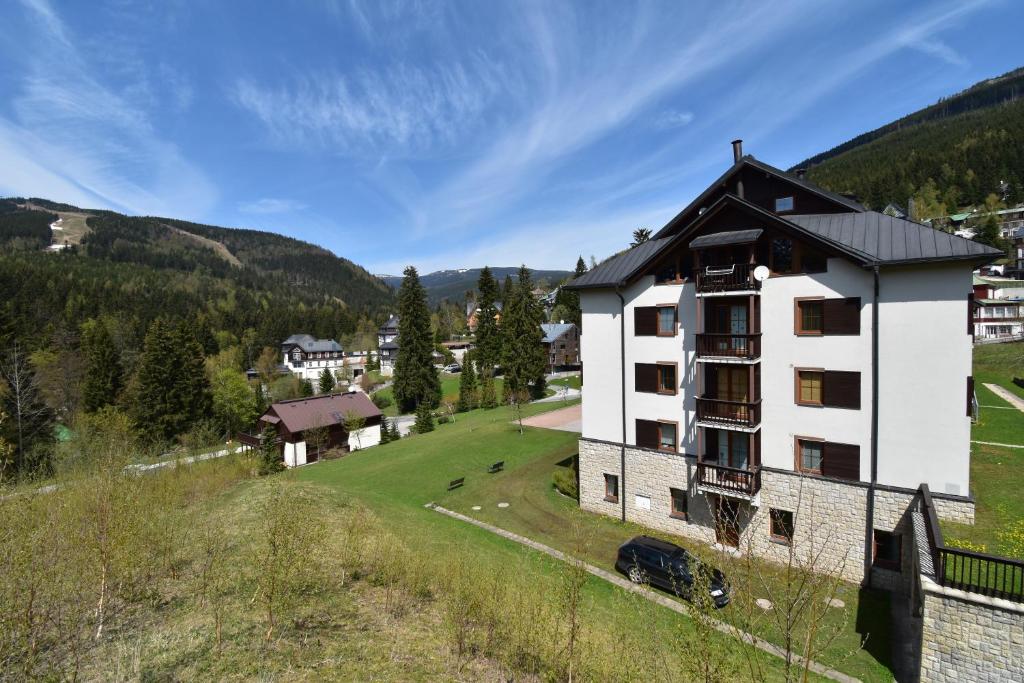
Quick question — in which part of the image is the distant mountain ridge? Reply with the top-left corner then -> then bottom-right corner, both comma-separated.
793,66 -> 1024,210
380,267 -> 573,305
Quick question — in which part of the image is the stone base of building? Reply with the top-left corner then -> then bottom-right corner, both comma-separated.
578,438 -> 975,584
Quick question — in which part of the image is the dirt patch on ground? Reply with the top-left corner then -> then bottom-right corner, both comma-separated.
521,403 -> 581,432
166,224 -> 243,267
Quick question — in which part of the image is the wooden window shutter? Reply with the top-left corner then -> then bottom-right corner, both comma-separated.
822,297 -> 861,335
967,376 -> 974,417
967,293 -> 975,337
823,371 -> 861,409
634,307 -> 658,336
634,363 -> 658,393
822,442 -> 860,481
636,419 -> 659,449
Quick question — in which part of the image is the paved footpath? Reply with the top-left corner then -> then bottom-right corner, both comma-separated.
983,383 -> 1024,413
426,503 -> 860,683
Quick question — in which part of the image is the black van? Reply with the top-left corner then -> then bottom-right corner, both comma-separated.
615,535 -> 730,608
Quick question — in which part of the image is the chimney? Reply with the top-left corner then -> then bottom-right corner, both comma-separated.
731,139 -> 743,163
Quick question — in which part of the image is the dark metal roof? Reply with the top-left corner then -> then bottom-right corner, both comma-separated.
689,228 -> 763,249
565,238 -> 670,289
785,212 -> 1003,264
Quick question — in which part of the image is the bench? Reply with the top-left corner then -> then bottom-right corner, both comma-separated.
487,461 -> 504,474
447,477 -> 465,491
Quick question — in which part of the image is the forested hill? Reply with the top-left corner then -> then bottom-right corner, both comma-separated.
0,198 -> 393,357
380,267 -> 573,305
794,66 -> 1024,211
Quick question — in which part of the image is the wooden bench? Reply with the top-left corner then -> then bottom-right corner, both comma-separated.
447,477 -> 465,491
487,461 -> 504,474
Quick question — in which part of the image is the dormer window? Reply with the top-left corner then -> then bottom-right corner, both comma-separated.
775,196 -> 794,212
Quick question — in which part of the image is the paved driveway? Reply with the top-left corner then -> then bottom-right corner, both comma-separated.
520,403 -> 581,433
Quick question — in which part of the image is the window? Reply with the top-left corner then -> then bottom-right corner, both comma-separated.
775,196 -> 794,212
604,474 -> 619,503
796,370 -> 823,405
657,364 -> 677,394
772,238 -> 794,273
797,439 -> 823,473
670,487 -> 688,520
658,422 -> 677,451
769,509 -> 794,545
796,299 -> 824,335
873,530 -> 901,571
657,306 -> 676,336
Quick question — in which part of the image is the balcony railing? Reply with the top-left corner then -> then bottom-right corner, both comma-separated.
695,397 -> 761,428
696,263 -> 759,294
696,333 -> 761,359
696,462 -> 762,497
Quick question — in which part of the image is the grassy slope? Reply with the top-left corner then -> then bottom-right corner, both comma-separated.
298,401 -> 890,681
943,342 -> 1024,556
374,374 -> 502,416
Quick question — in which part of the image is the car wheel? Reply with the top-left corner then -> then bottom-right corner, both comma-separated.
627,565 -> 644,584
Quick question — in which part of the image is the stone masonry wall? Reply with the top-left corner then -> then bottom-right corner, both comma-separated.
919,587 -> 1024,682
578,438 -> 975,584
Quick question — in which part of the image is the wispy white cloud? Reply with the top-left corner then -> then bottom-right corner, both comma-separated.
238,198 -> 307,214
910,38 -> 967,67
653,110 -> 695,129
0,0 -> 214,216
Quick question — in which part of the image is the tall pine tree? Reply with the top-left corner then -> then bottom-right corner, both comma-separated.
318,367 -> 336,394
81,319 -> 123,412
502,266 -> 547,406
552,256 -> 586,328
475,266 -> 501,374
393,266 -> 441,413
456,352 -> 478,412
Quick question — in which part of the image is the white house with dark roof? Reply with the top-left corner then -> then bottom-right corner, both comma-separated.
281,334 -> 346,382
565,140 -> 1001,586
540,322 -> 579,371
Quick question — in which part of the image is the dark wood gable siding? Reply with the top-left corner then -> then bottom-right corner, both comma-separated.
822,297 -> 861,335
634,307 -> 658,335
736,166 -> 853,216
635,363 -> 658,393
822,442 -> 860,480
823,371 -> 861,409
636,419 -> 660,449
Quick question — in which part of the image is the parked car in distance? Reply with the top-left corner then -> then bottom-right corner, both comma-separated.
615,535 -> 730,607
443,363 -> 461,373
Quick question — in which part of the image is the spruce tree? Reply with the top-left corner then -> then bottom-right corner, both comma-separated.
318,367 -> 335,394
475,266 -> 501,376
389,419 -> 401,440
413,402 -> 435,433
479,371 -> 497,409
553,256 -> 587,328
379,417 -> 392,444
80,319 -> 123,412
393,266 -> 441,413
502,266 -> 547,406
501,274 -> 515,308
301,378 -> 314,397
174,321 -> 212,428
456,354 -> 478,412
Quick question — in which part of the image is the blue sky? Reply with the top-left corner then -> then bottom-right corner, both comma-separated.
0,0 -> 1020,275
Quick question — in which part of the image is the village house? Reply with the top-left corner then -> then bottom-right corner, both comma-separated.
377,315 -> 399,376
281,334 -> 346,382
540,322 -> 580,371
466,301 -> 502,332
565,140 -> 1000,586
971,274 -> 1024,340
243,391 -> 383,467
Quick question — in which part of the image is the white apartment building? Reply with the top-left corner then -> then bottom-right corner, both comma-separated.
972,275 -> 1024,340
281,334 -> 347,382
566,142 -> 1001,585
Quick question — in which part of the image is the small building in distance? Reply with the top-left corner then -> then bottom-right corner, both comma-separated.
281,334 -> 346,382
377,315 -> 399,376
541,322 -> 580,371
972,275 -> 1024,341
245,391 -> 383,467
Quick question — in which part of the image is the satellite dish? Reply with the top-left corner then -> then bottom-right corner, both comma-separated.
753,265 -> 770,282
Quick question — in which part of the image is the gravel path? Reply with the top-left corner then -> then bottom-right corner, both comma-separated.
983,383 -> 1024,413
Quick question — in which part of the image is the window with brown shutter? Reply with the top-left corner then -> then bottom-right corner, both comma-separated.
635,363 -> 658,393
822,297 -> 861,335
634,307 -> 658,335
635,419 -> 660,449
822,442 -> 860,480
823,371 -> 861,409
967,293 -> 975,337
657,363 -> 677,395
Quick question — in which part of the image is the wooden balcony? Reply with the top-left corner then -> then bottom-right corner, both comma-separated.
696,333 -> 761,359
696,462 -> 762,497
696,264 -> 759,294
695,397 -> 761,428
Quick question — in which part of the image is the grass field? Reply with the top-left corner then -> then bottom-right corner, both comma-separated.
549,373 -> 582,390
372,374 -> 476,416
298,400 -> 892,681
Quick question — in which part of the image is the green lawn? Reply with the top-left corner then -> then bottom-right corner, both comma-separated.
372,374 -> 475,416
972,383 -> 1024,445
297,401 -> 888,681
549,373 -> 581,390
